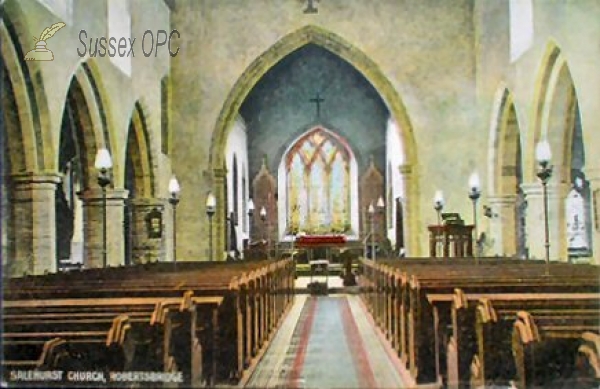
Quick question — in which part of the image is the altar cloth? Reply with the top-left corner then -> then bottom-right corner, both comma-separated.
295,235 -> 347,247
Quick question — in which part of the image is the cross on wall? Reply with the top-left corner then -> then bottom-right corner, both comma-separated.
309,92 -> 324,119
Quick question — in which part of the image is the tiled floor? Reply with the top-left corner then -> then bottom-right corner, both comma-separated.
246,290 -> 406,389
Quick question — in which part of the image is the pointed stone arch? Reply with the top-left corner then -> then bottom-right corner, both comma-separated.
125,100 -> 162,264
1,15 -> 45,173
527,41 -> 563,181
1,9 -> 60,275
209,24 -> 421,255
490,87 -> 523,196
58,62 -> 125,268
488,86 -> 526,257
529,44 -> 580,185
63,67 -> 109,189
1,2 -> 54,172
126,101 -> 155,198
526,41 -> 584,261
72,60 -> 120,183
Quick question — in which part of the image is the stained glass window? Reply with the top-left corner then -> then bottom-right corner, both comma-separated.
285,128 -> 351,234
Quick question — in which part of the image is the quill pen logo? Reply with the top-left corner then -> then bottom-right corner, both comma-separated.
24,22 -> 66,61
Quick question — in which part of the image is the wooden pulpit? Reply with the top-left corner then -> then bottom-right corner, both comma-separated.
428,224 -> 474,258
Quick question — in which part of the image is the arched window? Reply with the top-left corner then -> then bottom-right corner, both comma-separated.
232,154 -> 239,225
509,0 -> 533,62
285,128 -> 351,234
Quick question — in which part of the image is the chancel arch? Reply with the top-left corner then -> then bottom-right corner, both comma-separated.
488,87 -> 526,258
209,25 -> 421,257
277,126 -> 358,238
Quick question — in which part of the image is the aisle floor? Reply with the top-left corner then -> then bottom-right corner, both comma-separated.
246,293 -> 407,388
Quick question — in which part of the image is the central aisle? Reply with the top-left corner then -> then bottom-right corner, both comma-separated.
246,295 -> 406,389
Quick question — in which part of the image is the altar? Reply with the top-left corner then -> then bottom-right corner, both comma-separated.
294,235 -> 348,262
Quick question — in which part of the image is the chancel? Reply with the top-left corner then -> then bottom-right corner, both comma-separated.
2,1 -> 600,388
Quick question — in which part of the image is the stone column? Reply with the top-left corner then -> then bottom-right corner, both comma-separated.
81,188 -> 128,268
130,198 -> 166,264
399,164 -> 420,256
8,173 -> 60,276
487,194 -> 517,257
522,182 -> 568,262
213,168 -> 227,261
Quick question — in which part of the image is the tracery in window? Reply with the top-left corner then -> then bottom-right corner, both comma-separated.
285,128 -> 351,234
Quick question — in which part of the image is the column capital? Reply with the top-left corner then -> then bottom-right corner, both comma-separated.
487,194 -> 518,206
129,197 -> 167,208
11,172 -> 61,190
520,182 -> 569,198
520,182 -> 542,196
80,188 -> 130,202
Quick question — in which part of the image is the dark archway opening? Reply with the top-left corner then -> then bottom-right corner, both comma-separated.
56,80 -> 87,269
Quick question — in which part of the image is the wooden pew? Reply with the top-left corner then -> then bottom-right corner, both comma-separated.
2,294 -> 222,385
475,296 -> 600,389
358,258 -> 600,387
427,291 -> 600,388
576,332 -> 600,384
3,258 -> 295,386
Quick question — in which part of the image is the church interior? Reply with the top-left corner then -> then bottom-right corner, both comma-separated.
2,0 -> 600,388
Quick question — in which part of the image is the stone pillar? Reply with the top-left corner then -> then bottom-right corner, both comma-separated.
81,188 -> 128,268
130,198 -> 166,264
585,167 -> 600,264
213,168 -> 226,261
399,164 -> 420,256
522,182 -> 568,262
487,195 -> 517,257
7,173 -> 60,276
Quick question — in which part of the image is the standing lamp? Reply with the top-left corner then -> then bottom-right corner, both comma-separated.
206,192 -> 216,262
377,196 -> 385,255
433,190 -> 445,257
260,206 -> 269,260
168,176 -> 180,262
94,148 -> 112,268
368,203 -> 375,262
468,172 -> 482,257
434,190 -> 444,226
536,140 -> 553,274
